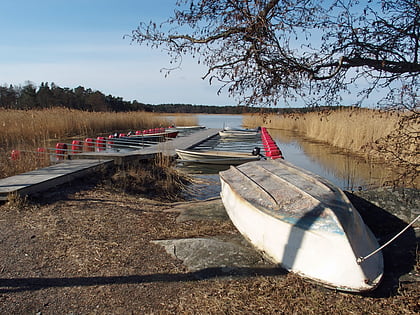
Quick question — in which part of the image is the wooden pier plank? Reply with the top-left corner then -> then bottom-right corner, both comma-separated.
71,128 -> 220,164
0,128 -> 219,200
161,128 -> 220,151
0,159 -> 113,201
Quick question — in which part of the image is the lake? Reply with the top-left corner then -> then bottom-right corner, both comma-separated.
178,114 -> 398,200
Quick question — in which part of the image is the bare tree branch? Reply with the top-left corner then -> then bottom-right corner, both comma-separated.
130,0 -> 419,108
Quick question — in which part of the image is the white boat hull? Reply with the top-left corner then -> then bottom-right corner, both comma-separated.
219,160 -> 383,292
218,130 -> 260,138
176,149 -> 260,165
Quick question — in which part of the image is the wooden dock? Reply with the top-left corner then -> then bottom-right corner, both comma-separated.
0,159 -> 113,201
0,128 -> 219,201
70,128 -> 219,164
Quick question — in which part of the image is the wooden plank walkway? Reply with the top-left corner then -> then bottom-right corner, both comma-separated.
71,128 -> 219,165
0,159 -> 113,201
0,128 -> 219,200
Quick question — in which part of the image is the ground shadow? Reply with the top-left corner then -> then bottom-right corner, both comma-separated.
0,266 -> 287,294
345,192 -> 418,297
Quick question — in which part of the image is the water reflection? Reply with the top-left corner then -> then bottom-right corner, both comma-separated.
269,129 -> 395,190
176,114 -> 405,200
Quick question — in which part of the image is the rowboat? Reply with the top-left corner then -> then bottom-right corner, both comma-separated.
219,130 -> 260,139
219,129 -> 260,137
176,149 -> 261,165
219,159 -> 383,292
223,126 -> 260,132
172,125 -> 205,131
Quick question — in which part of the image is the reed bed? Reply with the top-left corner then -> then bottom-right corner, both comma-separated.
105,154 -> 191,201
0,108 -> 175,147
0,148 -> 51,179
171,114 -> 199,127
245,108 -> 402,153
0,108 -> 197,179
244,108 -> 419,186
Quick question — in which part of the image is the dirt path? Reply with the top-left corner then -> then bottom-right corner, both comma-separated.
0,184 -> 418,314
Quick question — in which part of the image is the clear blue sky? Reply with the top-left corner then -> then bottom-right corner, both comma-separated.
0,0 -> 234,105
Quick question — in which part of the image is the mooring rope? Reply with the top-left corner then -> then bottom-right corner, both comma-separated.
357,214 -> 420,264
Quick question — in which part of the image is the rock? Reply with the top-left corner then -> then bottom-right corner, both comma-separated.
152,236 -> 266,272
352,187 -> 419,228
166,197 -> 229,222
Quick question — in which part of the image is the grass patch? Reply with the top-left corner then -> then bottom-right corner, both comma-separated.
104,154 -> 191,201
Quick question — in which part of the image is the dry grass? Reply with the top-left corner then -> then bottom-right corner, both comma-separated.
177,273 -> 419,314
0,108 -> 172,148
244,108 -> 419,187
244,108 -> 401,153
0,108 -> 197,179
104,154 -> 191,201
1,187 -> 417,314
169,114 -> 199,127
0,148 -> 51,178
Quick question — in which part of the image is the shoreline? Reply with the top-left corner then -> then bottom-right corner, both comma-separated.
0,181 -> 418,313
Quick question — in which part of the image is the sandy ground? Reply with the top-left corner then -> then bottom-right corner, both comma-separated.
0,181 -> 418,314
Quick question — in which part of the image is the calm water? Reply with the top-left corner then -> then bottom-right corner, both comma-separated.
179,114 -> 396,200
197,114 -> 244,129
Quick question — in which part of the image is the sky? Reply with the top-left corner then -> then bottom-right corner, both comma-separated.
0,0 -> 235,106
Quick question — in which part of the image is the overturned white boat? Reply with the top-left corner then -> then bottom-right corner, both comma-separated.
219,159 -> 383,292
176,149 -> 261,165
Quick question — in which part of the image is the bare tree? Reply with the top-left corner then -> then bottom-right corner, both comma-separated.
130,0 -> 419,108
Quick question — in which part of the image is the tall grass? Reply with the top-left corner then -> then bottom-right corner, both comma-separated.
0,149 -> 51,179
0,108 -> 175,148
244,108 -> 401,153
245,108 -> 419,186
171,114 -> 199,127
0,108 -> 198,179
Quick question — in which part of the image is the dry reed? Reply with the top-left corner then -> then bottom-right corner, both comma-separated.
244,108 -> 419,186
0,148 -> 51,178
106,154 -> 190,201
0,108 -> 199,179
0,108 -> 174,148
244,108 -> 401,153
170,114 -> 199,127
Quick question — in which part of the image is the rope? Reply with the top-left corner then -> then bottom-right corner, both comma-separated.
357,214 -> 420,264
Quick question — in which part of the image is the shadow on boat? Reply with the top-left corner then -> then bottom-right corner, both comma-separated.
345,192 -> 418,297
280,204 -> 326,269
0,267 -> 287,294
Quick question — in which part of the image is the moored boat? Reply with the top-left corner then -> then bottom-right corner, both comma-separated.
218,129 -> 260,139
172,125 -> 206,131
223,126 -> 260,132
219,159 -> 383,292
176,149 -> 261,165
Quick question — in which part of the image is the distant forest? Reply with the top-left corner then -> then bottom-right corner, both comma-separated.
0,82 -> 273,114
0,82 -> 319,114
